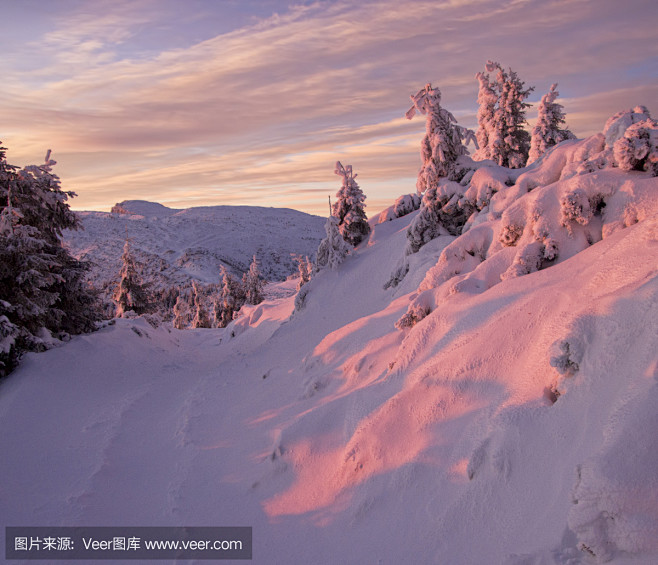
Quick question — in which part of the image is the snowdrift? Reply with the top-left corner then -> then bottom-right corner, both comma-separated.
1,113 -> 657,564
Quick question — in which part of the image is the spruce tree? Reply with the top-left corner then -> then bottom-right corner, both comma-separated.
191,281 -> 211,328
217,266 -> 245,328
528,83 -> 575,164
173,290 -> 192,329
243,255 -> 264,305
474,61 -> 534,168
406,83 -> 473,190
113,239 -> 149,317
474,69 -> 499,162
332,162 -> 370,246
293,254 -> 312,290
0,145 -> 100,376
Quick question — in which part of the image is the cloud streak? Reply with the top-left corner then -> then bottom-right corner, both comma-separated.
1,0 -> 656,216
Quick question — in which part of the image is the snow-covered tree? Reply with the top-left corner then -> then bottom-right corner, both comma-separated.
113,239 -> 150,317
332,162 -> 370,246
0,189 -> 57,332
0,190 -> 54,374
316,213 -> 351,271
243,255 -> 264,305
191,281 -> 211,328
216,266 -> 245,328
0,301 -> 20,376
393,193 -> 422,218
474,70 -> 498,162
474,61 -> 534,168
173,291 -> 192,329
212,296 -> 222,329
613,116 -> 658,175
404,184 -> 474,254
0,145 -> 100,376
528,83 -> 575,164
293,254 -> 312,290
406,83 -> 474,190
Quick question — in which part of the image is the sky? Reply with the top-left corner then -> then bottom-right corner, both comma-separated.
0,0 -> 656,217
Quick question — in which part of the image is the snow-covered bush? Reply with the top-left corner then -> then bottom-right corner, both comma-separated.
613,117 -> 658,175
332,162 -> 370,247
418,224 -> 490,292
528,83 -> 575,164
406,184 -> 475,254
406,189 -> 451,254
549,338 -> 583,378
406,83 -> 473,191
498,223 -> 524,246
383,258 -> 410,290
394,301 -> 431,330
294,284 -> 310,312
316,215 -> 350,271
560,188 -> 593,228
603,105 -> 651,148
393,193 -> 421,219
502,240 -> 545,280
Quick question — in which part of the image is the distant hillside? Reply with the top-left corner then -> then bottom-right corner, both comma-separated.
64,200 -> 326,298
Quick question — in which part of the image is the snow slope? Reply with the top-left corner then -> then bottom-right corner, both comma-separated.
64,200 -> 326,296
2,124 -> 658,563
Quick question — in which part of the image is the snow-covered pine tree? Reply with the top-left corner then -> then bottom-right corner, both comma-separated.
332,162 -> 370,246
0,189 -> 55,373
315,212 -> 351,271
191,281 -> 211,328
305,256 -> 313,283
0,301 -> 20,376
243,255 -> 264,305
217,266 -> 245,328
406,83 -> 473,190
474,70 -> 498,162
293,254 -> 312,290
528,83 -> 575,164
212,295 -> 222,329
474,61 -> 534,168
113,239 -> 150,317
173,290 -> 192,330
0,145 -> 100,376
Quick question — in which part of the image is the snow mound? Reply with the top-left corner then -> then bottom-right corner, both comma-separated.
395,114 -> 658,327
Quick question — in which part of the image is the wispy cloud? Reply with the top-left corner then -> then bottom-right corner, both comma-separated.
1,0 -> 656,216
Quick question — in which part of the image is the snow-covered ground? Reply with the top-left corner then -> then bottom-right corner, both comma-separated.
2,120 -> 658,564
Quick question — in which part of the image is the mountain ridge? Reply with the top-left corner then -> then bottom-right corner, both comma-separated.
64,201 -> 326,307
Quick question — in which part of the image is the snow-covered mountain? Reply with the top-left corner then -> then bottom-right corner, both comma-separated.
64,200 -> 326,297
2,111 -> 657,564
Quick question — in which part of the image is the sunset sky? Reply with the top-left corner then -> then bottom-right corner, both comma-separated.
1,0 -> 656,217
